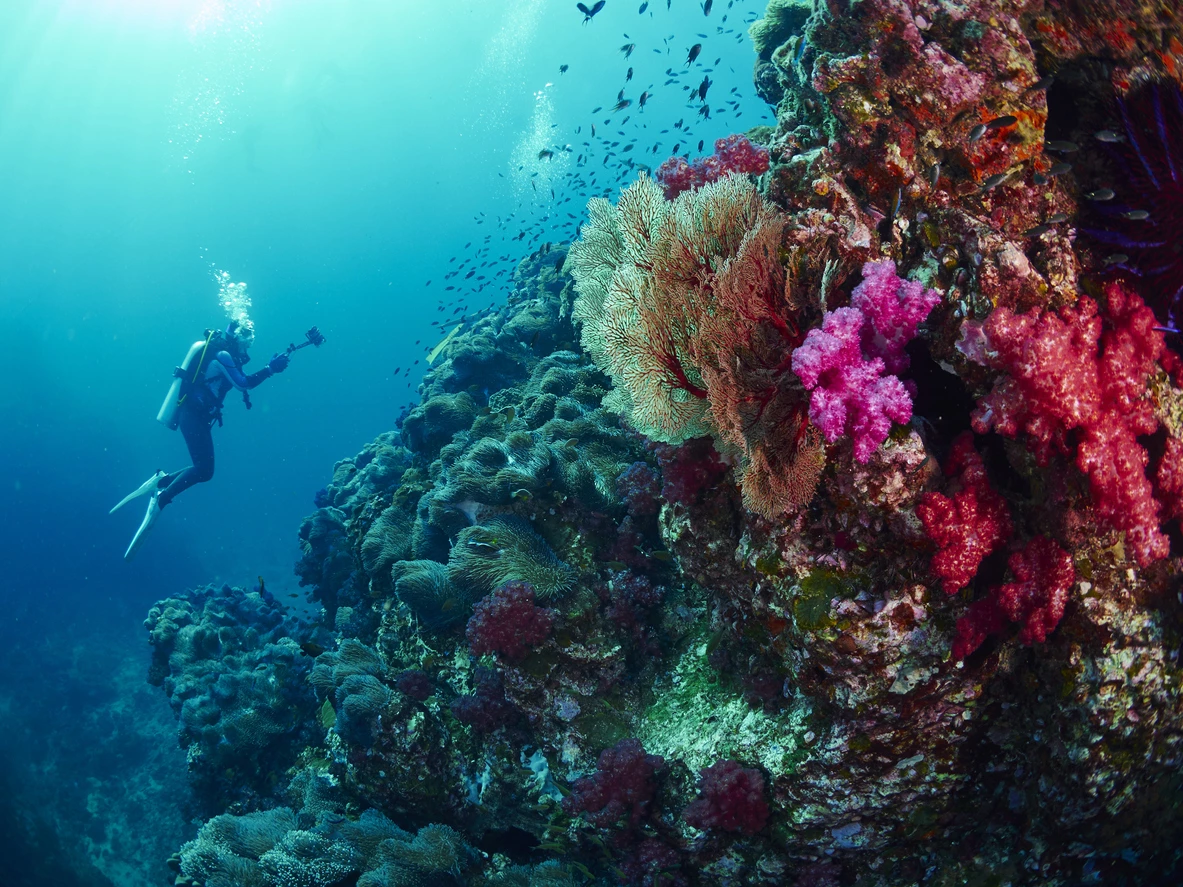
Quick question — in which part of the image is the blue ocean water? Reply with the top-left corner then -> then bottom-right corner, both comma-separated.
0,1 -> 772,883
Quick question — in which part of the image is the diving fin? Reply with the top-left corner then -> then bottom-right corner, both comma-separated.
110,471 -> 166,514
124,494 -> 162,561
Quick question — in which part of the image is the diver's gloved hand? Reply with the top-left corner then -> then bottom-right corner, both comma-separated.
268,353 -> 290,374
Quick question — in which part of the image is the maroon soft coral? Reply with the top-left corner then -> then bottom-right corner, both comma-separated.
917,433 -> 1013,595
564,738 -> 664,829
682,759 -> 769,835
466,581 -> 555,662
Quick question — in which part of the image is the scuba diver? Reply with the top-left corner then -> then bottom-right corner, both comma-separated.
112,321 -> 322,560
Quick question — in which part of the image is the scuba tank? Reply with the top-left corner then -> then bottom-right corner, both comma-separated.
157,331 -> 220,429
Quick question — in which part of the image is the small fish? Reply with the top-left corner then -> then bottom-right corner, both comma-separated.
703,0 -> 713,13
686,43 -> 702,65
638,90 -> 649,109
612,98 -> 632,111
466,540 -> 500,554
512,488 -> 533,501
500,406 -> 516,420
1033,172 -> 1049,185
576,1 -> 606,23
538,148 -> 555,160
1045,212 -> 1069,224
981,171 -> 1011,191
697,75 -> 711,100
1043,139 -> 1078,152
620,42 -> 636,58
1104,253 -> 1130,265
968,123 -> 988,142
564,438 -> 579,448
1024,74 -> 1055,93
1024,224 -> 1052,237
625,66 -> 633,81
1047,161 -> 1073,177
638,1 -> 648,11
299,642 -> 326,658
650,550 -> 673,562
985,114 -> 1018,130
1095,130 -> 1123,143
1086,188 -> 1116,201
927,161 -> 940,188
605,561 -> 628,571
257,575 -> 266,595
559,64 -> 569,74
1122,209 -> 1150,220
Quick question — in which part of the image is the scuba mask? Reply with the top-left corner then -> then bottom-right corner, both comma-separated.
226,320 -> 255,366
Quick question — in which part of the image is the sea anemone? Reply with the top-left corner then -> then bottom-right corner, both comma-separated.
1086,78 -> 1183,337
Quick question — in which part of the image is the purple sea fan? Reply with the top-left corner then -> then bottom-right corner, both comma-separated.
1087,79 -> 1183,336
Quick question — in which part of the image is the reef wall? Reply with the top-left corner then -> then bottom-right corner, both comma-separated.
151,2 -> 1183,884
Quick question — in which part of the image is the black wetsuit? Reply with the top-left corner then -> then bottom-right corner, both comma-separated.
157,350 -> 276,507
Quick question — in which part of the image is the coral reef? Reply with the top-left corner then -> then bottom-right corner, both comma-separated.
144,584 -> 317,812
155,4 -> 1183,886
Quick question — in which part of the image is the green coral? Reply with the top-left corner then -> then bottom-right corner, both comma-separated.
749,0 -> 811,59
447,515 -> 575,601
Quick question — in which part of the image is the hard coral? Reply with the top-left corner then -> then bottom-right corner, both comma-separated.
655,134 -> 770,199
971,281 -> 1171,565
682,759 -> 770,835
465,581 -> 555,662
917,433 -> 1013,595
564,738 -> 664,829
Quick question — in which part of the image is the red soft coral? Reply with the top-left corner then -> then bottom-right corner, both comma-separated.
971,282 -> 1170,566
952,536 -> 1075,659
917,432 -> 1013,594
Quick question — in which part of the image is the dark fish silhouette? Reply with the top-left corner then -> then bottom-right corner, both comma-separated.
626,66 -> 633,81
638,90 -> 649,109
697,75 -> 711,100
703,0 -> 713,13
621,42 -> 636,57
639,1 -> 648,10
559,64 -> 569,74
577,1 -> 606,22
686,43 -> 702,65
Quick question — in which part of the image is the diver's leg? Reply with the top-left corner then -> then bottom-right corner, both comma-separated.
157,406 -> 216,508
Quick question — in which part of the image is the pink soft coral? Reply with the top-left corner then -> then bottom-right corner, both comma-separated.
792,261 -> 939,462
851,258 -> 943,373
971,281 -> 1170,566
917,433 -> 1013,595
